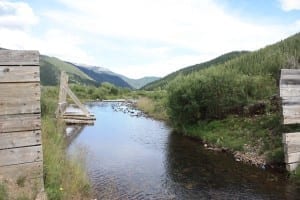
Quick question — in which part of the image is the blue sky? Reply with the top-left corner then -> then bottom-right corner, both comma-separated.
0,0 -> 299,78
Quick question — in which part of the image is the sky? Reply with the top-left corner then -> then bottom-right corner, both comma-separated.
0,0 -> 300,78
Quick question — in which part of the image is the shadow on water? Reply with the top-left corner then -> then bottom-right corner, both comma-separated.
67,102 -> 300,200
165,133 -> 300,199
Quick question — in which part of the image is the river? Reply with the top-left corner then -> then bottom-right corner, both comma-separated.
67,102 -> 300,199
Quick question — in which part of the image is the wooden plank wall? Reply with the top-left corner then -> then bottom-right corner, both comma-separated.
280,69 -> 300,171
0,50 -> 44,195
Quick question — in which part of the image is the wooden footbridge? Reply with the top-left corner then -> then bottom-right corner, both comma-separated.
55,71 -> 95,124
280,69 -> 300,171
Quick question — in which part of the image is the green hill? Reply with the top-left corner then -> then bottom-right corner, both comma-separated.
142,51 -> 249,90
40,55 -> 95,86
121,76 -> 160,89
167,32 -> 300,124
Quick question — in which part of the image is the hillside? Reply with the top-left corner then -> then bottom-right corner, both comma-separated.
120,76 -> 160,89
72,64 -> 133,88
142,51 -> 249,90
72,63 -> 160,89
40,55 -> 96,86
167,32 -> 300,124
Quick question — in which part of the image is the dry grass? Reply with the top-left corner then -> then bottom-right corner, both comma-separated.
136,97 -> 168,121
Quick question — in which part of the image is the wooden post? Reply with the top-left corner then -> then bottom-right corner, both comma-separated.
280,69 -> 300,171
56,71 -> 68,118
0,50 -> 45,199
56,71 -> 95,124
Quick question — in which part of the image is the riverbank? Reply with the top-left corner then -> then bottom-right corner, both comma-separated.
41,87 -> 92,200
135,96 -> 285,170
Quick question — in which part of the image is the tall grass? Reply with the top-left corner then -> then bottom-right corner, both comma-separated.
41,87 -> 91,200
135,90 -> 168,121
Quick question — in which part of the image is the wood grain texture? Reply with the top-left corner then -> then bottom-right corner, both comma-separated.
287,162 -> 300,171
280,86 -> 300,97
0,161 -> 43,179
0,83 -> 40,115
281,69 -> 300,76
0,145 -> 42,166
0,66 -> 40,83
0,130 -> 41,150
285,151 -> 300,163
0,114 -> 41,133
284,143 -> 300,154
283,132 -> 300,144
0,50 -> 39,66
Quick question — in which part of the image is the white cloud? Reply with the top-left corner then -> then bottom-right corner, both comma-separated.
1,0 -> 300,78
279,0 -> 300,11
46,0 -> 300,53
114,54 -> 215,78
0,1 -> 38,30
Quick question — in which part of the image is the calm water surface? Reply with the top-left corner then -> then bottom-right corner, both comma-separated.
67,102 -> 300,199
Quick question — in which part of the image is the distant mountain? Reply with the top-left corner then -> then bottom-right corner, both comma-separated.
122,76 -> 160,89
1,47 -> 159,88
71,63 -> 133,88
72,63 -> 160,89
40,55 -> 96,86
142,51 -> 249,90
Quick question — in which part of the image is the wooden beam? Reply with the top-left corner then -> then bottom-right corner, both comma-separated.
64,86 -> 90,116
284,143 -> 300,154
281,69 -> 300,76
0,50 -> 39,66
0,83 -> 40,115
287,162 -> 300,171
63,119 -> 95,124
283,117 -> 300,125
0,130 -> 41,150
0,66 -> 39,83
283,132 -> 300,144
56,72 -> 68,118
0,114 -> 41,133
0,145 -> 42,166
282,97 -> 300,106
0,161 -> 43,179
280,86 -> 300,97
285,151 -> 300,164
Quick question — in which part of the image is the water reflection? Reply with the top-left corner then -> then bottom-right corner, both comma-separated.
67,102 -> 300,200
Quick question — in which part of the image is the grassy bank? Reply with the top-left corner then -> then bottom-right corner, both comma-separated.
136,93 -> 285,166
41,87 -> 91,200
135,91 -> 168,121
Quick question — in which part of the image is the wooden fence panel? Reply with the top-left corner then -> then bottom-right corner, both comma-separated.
0,66 -> 40,82
0,130 -> 41,150
0,145 -> 42,166
0,50 -> 39,66
0,114 -> 41,133
0,50 -> 44,197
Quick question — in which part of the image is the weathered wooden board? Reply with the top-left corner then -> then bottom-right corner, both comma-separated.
283,117 -> 300,124
0,50 -> 39,66
0,66 -> 39,83
0,114 -> 41,133
281,69 -> 300,76
0,161 -> 43,179
280,75 -> 300,85
63,119 -> 95,124
282,97 -> 300,106
0,145 -> 42,166
285,151 -> 300,163
283,132 -> 300,144
0,130 -> 41,150
0,82 -> 40,115
287,162 -> 300,171
284,143 -> 300,154
280,86 -> 300,97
